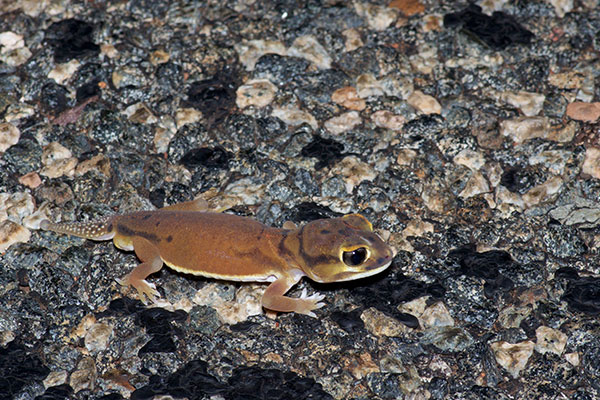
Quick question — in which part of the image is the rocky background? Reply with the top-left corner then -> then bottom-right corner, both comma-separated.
1,0 -> 600,399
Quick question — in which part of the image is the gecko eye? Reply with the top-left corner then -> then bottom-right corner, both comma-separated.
342,247 -> 369,266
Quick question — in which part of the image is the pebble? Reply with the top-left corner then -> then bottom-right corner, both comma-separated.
0,122 -> 20,152
490,340 -> 534,378
549,0 -> 573,18
396,149 -> 417,165
361,307 -> 408,337
371,110 -> 405,130
0,31 -> 24,53
576,73 -> 595,103
331,87 -> 366,111
43,370 -> 68,389
401,219 -> 434,237
409,45 -> 438,75
288,35 -> 332,69
522,176 -> 563,208
549,197 -> 600,228
100,43 -> 119,59
1,192 -> 35,222
500,116 -> 549,144
112,66 -> 147,89
407,90 -> 441,114
497,306 -> 531,329
565,101 -> 600,122
421,326 -> 474,352
236,79 -> 278,109
22,204 -> 52,230
74,154 -> 111,177
272,106 -> 318,130
500,91 -> 545,117
341,352 -> 379,379
35,182 -> 73,206
175,107 -> 203,128
453,149 -> 486,170
459,171 -> 490,198
0,220 -> 31,252
40,142 -> 78,178
84,323 -> 114,353
123,102 -> 157,124
354,2 -> 398,31
331,155 -> 377,193
421,14 -> 444,32
48,59 -> 80,85
324,111 -> 362,135
69,357 -> 97,393
193,282 -> 262,324
18,172 -> 42,188
356,74 -> 385,98
398,296 -> 428,317
0,45 -> 31,66
153,116 -> 177,154
548,121 -> 577,142
235,39 -> 287,71
149,49 -> 170,65
420,302 -> 454,328
388,0 -> 425,16
341,28 -> 363,52
582,147 -> 600,179
495,185 -> 525,213
381,75 -> 414,99
535,326 -> 567,356
4,103 -> 35,122
565,352 -> 580,367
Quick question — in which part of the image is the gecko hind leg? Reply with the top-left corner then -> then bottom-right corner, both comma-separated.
117,236 -> 164,304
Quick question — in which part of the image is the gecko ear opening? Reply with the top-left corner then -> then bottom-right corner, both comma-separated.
342,214 -> 373,231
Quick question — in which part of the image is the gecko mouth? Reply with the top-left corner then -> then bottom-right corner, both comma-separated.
330,259 -> 393,282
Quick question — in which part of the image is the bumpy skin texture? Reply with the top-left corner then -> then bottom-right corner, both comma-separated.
41,200 -> 394,317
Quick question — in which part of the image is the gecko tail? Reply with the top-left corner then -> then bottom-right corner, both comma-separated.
40,216 -> 115,241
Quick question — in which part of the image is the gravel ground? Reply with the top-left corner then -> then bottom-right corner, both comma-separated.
1,0 -> 600,399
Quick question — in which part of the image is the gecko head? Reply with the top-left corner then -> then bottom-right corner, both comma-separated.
295,214 -> 394,283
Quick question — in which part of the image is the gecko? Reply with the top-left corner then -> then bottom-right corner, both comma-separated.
41,199 -> 394,317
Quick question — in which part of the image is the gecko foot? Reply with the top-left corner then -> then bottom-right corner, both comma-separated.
298,288 -> 326,318
117,275 -> 160,304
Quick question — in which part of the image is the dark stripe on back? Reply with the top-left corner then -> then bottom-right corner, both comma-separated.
117,223 -> 161,243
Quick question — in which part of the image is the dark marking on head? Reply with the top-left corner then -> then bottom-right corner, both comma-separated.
167,235 -> 173,242
377,257 -> 385,264
142,214 -> 152,220
107,223 -> 113,232
320,229 -> 331,235
155,221 -> 160,227
297,225 -> 339,267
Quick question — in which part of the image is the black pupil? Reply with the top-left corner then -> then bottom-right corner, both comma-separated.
343,247 -> 368,266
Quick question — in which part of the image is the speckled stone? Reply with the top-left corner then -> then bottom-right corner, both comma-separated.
0,219 -> 30,252
535,326 -> 567,356
490,340 -> 535,378
0,122 -> 20,152
566,101 -> 600,122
